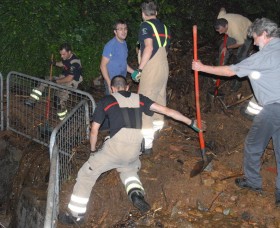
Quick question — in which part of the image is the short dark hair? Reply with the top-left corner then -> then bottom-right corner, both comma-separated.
111,75 -> 127,89
60,43 -> 72,52
141,0 -> 158,16
214,18 -> 228,30
113,19 -> 127,30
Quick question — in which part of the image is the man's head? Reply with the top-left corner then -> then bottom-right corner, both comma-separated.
113,19 -> 128,42
111,75 -> 129,93
59,43 -> 73,60
214,18 -> 228,34
248,18 -> 280,49
141,0 -> 158,20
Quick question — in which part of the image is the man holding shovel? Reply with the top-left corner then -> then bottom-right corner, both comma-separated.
25,43 -> 82,121
192,18 -> 280,206
214,7 -> 252,91
59,75 -> 205,225
131,0 -> 171,155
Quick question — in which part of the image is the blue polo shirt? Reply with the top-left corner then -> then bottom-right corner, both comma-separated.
102,37 -> 128,79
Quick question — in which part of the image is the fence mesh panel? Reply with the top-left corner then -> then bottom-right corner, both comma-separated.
7,71 -> 95,146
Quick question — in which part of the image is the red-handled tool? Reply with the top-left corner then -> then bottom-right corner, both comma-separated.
214,34 -> 228,96
190,25 -> 213,178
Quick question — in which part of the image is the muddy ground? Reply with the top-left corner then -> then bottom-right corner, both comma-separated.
2,41 -> 280,227
57,42 -> 280,227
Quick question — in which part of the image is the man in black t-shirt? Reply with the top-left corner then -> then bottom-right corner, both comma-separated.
59,76 -> 204,225
24,43 -> 83,120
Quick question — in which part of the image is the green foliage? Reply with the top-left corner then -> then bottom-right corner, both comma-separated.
0,0 -> 279,88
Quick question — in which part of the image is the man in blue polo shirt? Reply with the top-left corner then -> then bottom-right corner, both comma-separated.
100,19 -> 135,95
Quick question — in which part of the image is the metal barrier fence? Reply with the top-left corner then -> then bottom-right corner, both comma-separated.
6,71 -> 96,146
44,100 -> 89,228
0,73 -> 3,130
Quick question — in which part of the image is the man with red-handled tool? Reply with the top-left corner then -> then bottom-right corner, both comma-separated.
214,7 -> 252,91
193,18 -> 280,206
131,0 -> 171,155
24,43 -> 83,121
59,75 -> 206,225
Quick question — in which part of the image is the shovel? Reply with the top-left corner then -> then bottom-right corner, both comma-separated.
206,34 -> 228,106
214,34 -> 228,96
190,25 -> 213,178
38,54 -> 54,139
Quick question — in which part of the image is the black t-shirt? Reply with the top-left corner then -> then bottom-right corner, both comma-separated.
93,91 -> 154,137
61,53 -> 82,81
138,18 -> 171,59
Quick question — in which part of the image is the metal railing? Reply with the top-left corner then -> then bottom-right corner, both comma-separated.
44,100 -> 90,228
6,71 -> 95,146
0,73 -> 3,130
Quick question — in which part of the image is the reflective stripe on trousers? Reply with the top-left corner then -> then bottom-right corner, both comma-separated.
246,97 -> 263,116
30,89 -> 42,101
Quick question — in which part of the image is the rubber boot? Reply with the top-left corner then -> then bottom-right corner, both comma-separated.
58,212 -> 84,225
129,191 -> 150,213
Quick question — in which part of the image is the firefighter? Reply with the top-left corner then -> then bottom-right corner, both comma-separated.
131,0 -> 171,155
24,43 -> 83,120
58,75 -> 205,225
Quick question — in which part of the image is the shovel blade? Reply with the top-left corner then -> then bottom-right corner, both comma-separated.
190,155 -> 213,178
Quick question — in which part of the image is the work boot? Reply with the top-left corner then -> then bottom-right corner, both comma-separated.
130,191 -> 151,213
24,98 -> 36,108
142,148 -> 153,156
275,191 -> 280,207
58,212 -> 84,225
235,177 -> 262,193
230,80 -> 242,92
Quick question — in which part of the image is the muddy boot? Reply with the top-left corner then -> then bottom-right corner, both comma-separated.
58,212 -> 84,225
24,98 -> 36,108
129,191 -> 151,213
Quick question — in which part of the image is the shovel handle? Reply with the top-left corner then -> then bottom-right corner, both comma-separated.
214,34 -> 228,96
45,54 -> 54,120
193,25 -> 205,151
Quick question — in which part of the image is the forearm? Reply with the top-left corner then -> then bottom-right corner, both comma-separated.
56,75 -> 73,84
90,130 -> 98,151
139,46 -> 153,70
167,109 -> 192,125
100,66 -> 111,85
227,43 -> 242,49
200,65 -> 235,77
55,61 -> 64,67
150,103 -> 192,125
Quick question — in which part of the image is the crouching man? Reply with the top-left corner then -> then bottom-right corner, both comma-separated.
59,75 -> 205,225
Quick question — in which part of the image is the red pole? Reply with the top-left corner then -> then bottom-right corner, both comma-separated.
193,25 -> 205,150
214,34 -> 228,96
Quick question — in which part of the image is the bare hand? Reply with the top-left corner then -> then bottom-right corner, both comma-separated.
192,60 -> 204,71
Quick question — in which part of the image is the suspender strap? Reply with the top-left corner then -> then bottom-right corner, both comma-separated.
145,21 -> 168,47
121,108 -> 131,128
